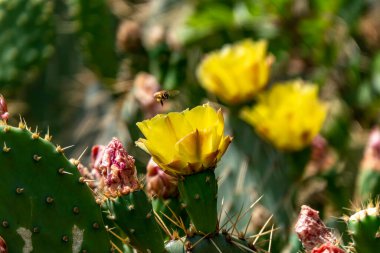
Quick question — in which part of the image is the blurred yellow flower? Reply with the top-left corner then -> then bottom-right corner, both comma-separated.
136,104 -> 232,176
240,80 -> 327,151
197,39 -> 273,105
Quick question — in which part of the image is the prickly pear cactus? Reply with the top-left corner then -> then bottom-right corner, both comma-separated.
347,205 -> 380,253
0,0 -> 55,86
165,233 -> 252,253
66,0 -> 117,79
0,124 -> 111,252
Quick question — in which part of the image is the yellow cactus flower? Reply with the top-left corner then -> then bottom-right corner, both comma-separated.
240,80 -> 327,151
197,39 -> 273,105
136,104 -> 232,176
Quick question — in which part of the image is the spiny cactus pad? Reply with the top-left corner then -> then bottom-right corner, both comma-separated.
105,189 -> 165,253
347,206 -> 380,253
178,170 -> 218,234
66,0 -> 117,79
0,125 -> 110,252
0,0 -> 55,86
165,234 -> 252,253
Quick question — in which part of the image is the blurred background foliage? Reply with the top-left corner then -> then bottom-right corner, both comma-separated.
2,0 -> 380,251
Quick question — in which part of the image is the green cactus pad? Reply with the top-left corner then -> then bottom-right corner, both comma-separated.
357,169 -> 380,202
152,197 -> 189,238
0,125 -> 111,252
66,0 -> 117,79
0,0 -> 55,86
347,207 -> 380,253
105,189 -> 165,253
178,170 -> 218,234
165,233 -> 252,253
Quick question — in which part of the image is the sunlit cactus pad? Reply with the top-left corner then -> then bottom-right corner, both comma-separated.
0,125 -> 110,252
0,0 -> 55,86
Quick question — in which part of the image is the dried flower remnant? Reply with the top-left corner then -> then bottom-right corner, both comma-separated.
146,158 -> 178,199
295,205 -> 336,251
0,236 -> 6,253
0,94 -> 9,123
311,243 -> 346,253
99,138 -> 139,197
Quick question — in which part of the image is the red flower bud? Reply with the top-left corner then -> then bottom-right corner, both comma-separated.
91,145 -> 105,171
0,94 -> 9,123
146,158 -> 178,199
0,236 -> 7,253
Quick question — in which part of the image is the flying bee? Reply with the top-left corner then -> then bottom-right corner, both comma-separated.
153,90 -> 180,106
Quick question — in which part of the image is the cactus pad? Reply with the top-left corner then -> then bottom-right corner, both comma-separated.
0,125 -> 111,252
0,0 -> 55,86
347,206 -> 380,253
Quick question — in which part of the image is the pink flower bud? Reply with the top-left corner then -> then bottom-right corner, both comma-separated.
295,205 -> 336,251
366,127 -> 380,158
361,127 -> 380,171
311,243 -> 345,253
0,236 -> 7,253
146,158 -> 178,199
99,138 -> 139,197
133,72 -> 160,108
311,135 -> 328,162
0,94 -> 9,122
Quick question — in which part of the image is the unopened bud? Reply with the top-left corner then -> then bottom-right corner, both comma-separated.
133,72 -> 160,108
361,127 -> 380,171
0,94 -> 9,123
116,20 -> 142,52
146,158 -> 178,199
0,236 -> 7,253
91,145 -> 105,171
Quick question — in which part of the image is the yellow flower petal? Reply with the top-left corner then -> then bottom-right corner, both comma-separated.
240,80 -> 327,151
136,104 -> 232,175
197,39 -> 272,104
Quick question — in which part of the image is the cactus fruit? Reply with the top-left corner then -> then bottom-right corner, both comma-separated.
0,124 -> 111,252
347,205 -> 380,253
0,0 -> 55,86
